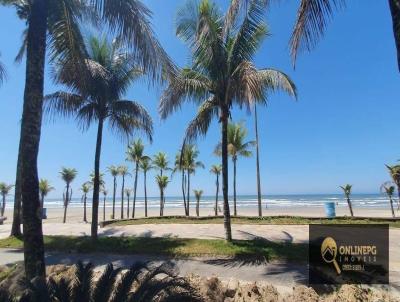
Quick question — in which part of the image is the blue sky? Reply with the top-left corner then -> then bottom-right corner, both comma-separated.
0,1 -> 399,198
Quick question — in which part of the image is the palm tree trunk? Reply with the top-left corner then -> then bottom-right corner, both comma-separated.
103,195 -> 106,221
389,196 -> 395,217
182,170 -> 187,216
144,171 -> 148,217
112,177 -> 116,219
20,0 -> 47,279
196,197 -> 199,217
11,137 -> 22,237
63,184 -> 69,224
127,194 -> 130,218
215,174 -> 219,216
347,196 -> 354,217
121,176 -> 125,219
221,107 -> 232,242
254,104 -> 262,216
160,189 -> 163,216
132,162 -> 139,218
389,0 -> 400,71
40,194 -> 44,219
233,158 -> 237,216
83,194 -> 87,222
187,172 -> 191,216
91,119 -> 104,240
397,186 -> 400,210
1,195 -> 5,217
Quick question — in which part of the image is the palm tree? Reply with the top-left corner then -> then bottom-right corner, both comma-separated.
153,152 -> 170,176
139,158 -> 152,217
210,164 -> 222,216
102,189 -> 108,221
46,37 -> 153,240
126,139 -> 150,218
340,184 -> 354,217
216,122 -> 255,216
125,188 -> 132,218
60,168 -> 77,223
118,165 -> 129,219
386,164 -> 400,210
381,182 -> 396,217
194,189 -> 203,217
173,150 -> 188,216
183,145 -> 204,216
3,0 -> 173,280
0,53 -> 6,86
38,179 -> 54,218
0,262 -> 200,302
80,182 -> 91,223
156,175 -> 169,217
160,0 -> 296,241
0,183 -> 14,217
107,165 -> 119,220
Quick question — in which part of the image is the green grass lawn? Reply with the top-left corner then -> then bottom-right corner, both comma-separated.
103,215 -> 400,228
0,235 -> 308,263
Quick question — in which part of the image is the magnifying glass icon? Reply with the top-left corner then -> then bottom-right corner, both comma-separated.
321,237 -> 341,274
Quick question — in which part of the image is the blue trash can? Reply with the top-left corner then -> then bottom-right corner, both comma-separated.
324,202 -> 336,218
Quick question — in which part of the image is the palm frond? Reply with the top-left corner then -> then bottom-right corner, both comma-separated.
183,97 -> 218,145
257,68 -> 298,98
0,53 -> 6,85
92,0 -> 176,82
47,0 -> 88,68
389,0 -> 400,71
228,0 -> 269,66
290,0 -> 345,66
15,28 -> 28,63
159,68 -> 212,119
44,91 -> 85,121
109,100 -> 153,142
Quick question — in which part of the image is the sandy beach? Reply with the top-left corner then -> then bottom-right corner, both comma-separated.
2,204 -> 397,225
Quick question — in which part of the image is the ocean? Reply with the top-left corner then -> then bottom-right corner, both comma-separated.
4,194 -> 394,210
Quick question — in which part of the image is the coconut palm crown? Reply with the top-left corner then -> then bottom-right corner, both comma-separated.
159,0 -> 296,241
46,36 -> 153,240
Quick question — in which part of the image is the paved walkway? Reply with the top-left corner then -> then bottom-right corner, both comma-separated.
1,223 -> 399,293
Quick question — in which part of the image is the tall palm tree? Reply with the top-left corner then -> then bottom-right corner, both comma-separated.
0,183 -> 14,217
183,145 -> 204,216
46,37 -> 153,240
381,182 -> 396,217
340,184 -> 354,217
102,189 -> 108,221
216,122 -> 255,216
210,164 -> 222,216
153,152 -> 170,176
160,0 -> 296,241
126,139 -> 150,218
107,165 -> 119,220
173,150 -> 188,216
386,164 -> 400,210
80,182 -> 91,223
38,179 -> 54,218
118,165 -> 129,219
156,175 -> 169,217
125,188 -> 132,218
2,0 -> 173,279
139,158 -> 152,217
60,168 -> 77,223
194,189 -> 203,217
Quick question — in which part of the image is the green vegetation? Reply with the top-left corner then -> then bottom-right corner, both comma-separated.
105,215 -> 400,228
0,236 -> 307,263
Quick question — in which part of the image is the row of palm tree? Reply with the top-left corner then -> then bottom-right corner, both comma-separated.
338,163 -> 400,218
